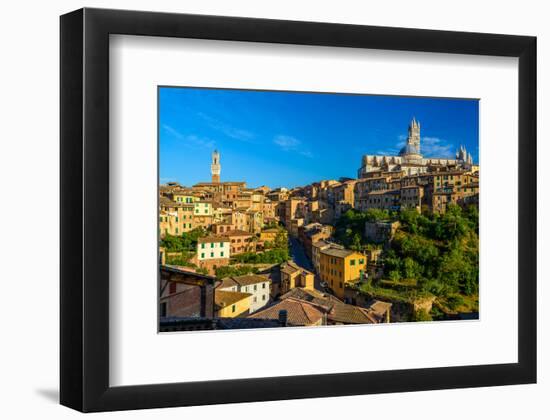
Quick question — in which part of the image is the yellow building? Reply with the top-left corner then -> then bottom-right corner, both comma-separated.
319,248 -> 367,299
194,200 -> 213,216
280,261 -> 315,295
214,289 -> 251,318
159,196 -> 195,237
170,191 -> 198,204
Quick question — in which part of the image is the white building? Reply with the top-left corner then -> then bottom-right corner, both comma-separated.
196,236 -> 230,261
218,275 -> 271,313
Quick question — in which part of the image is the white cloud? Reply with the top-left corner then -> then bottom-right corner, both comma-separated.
274,135 -> 300,150
162,124 -> 216,149
273,135 -> 314,158
375,134 -> 455,159
197,112 -> 256,143
421,136 -> 455,158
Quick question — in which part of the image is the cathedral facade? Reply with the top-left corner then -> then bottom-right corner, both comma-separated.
357,118 -> 475,178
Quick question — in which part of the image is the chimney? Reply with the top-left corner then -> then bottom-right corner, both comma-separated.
278,309 -> 288,327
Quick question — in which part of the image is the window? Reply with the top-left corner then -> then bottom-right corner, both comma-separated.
169,282 -> 177,294
220,252 -> 224,257
175,217 -> 179,222
262,295 -> 266,301
211,243 -> 215,248
201,253 -> 205,259
201,243 -> 205,249
232,305 -> 236,313
350,259 -> 356,266
160,302 -> 167,317
253,297 -> 257,303
254,285 -> 257,291
262,283 -> 266,289
175,228 -> 178,234
359,258 -> 365,264
210,252 -> 214,258
339,282 -> 343,288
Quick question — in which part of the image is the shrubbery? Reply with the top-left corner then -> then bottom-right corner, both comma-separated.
232,248 -> 289,264
385,204 -> 479,297
215,265 -> 259,278
337,204 -> 479,303
160,228 -> 208,252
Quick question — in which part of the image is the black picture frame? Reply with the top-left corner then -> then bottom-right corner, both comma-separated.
60,7 -> 537,412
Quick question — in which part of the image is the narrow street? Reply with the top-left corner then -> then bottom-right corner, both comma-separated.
288,236 -> 323,291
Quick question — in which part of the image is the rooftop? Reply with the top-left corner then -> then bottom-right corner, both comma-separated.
230,274 -> 270,287
215,290 -> 251,308
320,247 -> 359,259
248,299 -> 324,326
280,260 -> 313,276
197,236 -> 230,244
222,229 -> 253,237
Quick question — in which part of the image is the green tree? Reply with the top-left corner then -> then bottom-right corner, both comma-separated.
412,309 -> 433,322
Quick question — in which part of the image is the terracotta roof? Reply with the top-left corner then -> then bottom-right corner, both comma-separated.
197,236 -> 230,244
280,260 -> 313,276
159,196 -> 177,206
328,303 -> 378,324
312,240 -> 331,249
320,248 -> 359,259
230,274 -> 270,287
217,277 -> 239,290
222,229 -> 252,237
214,290 -> 251,308
280,288 -> 384,325
280,288 -> 339,312
368,300 -> 393,318
248,299 -> 324,326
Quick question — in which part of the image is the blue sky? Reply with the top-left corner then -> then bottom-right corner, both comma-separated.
159,87 -> 479,189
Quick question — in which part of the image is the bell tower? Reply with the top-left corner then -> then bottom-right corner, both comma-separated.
408,117 -> 421,148
211,150 -> 221,183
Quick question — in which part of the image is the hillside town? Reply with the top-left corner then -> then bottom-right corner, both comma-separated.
159,119 -> 480,331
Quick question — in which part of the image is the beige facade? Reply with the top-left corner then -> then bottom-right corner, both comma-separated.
280,261 -> 315,295
159,196 -> 195,237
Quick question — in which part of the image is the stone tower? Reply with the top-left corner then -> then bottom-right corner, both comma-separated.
211,150 -> 221,183
408,117 -> 421,148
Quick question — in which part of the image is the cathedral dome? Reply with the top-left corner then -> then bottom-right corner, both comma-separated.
399,143 -> 420,156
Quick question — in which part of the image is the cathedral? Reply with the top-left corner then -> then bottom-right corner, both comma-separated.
357,118 -> 475,178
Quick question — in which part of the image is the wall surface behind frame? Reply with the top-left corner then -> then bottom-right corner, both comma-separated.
0,0 -> 547,419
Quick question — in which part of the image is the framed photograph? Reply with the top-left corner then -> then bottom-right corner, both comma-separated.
60,8 -> 537,412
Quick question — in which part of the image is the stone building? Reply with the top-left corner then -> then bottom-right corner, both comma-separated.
159,265 -> 216,318
357,118 -> 475,178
